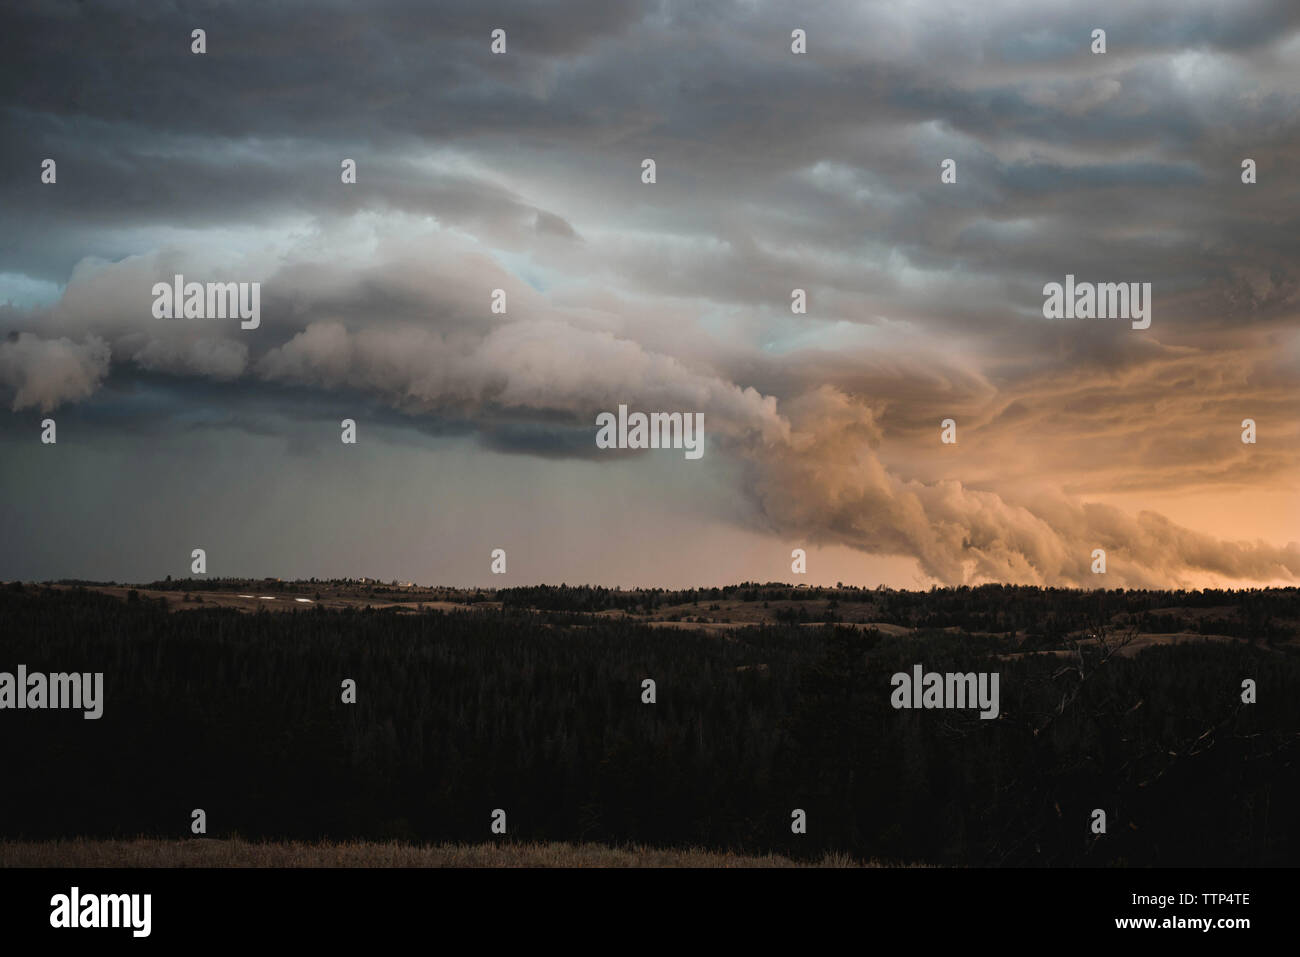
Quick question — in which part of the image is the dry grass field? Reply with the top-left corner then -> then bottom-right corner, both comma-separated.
0,838 -> 886,868
40,583 -> 1283,650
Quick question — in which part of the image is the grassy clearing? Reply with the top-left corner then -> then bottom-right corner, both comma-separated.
0,838 -> 897,868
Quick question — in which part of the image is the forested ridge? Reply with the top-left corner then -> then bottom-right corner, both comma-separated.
2,583 -> 1296,866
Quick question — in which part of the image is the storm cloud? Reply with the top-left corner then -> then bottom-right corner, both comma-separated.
1,0 -> 1297,587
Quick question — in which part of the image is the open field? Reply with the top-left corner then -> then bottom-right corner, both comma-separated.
0,838 -> 881,868
29,580 -> 1300,651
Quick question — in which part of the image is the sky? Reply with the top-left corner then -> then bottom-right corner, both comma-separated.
0,0 -> 1297,589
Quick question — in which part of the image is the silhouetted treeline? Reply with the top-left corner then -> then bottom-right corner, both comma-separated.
1,584 -> 1296,866
499,582 -> 1299,635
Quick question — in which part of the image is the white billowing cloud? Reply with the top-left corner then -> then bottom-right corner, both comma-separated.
131,336 -> 249,380
0,333 -> 111,412
742,385 -> 1300,587
257,318 -> 790,445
